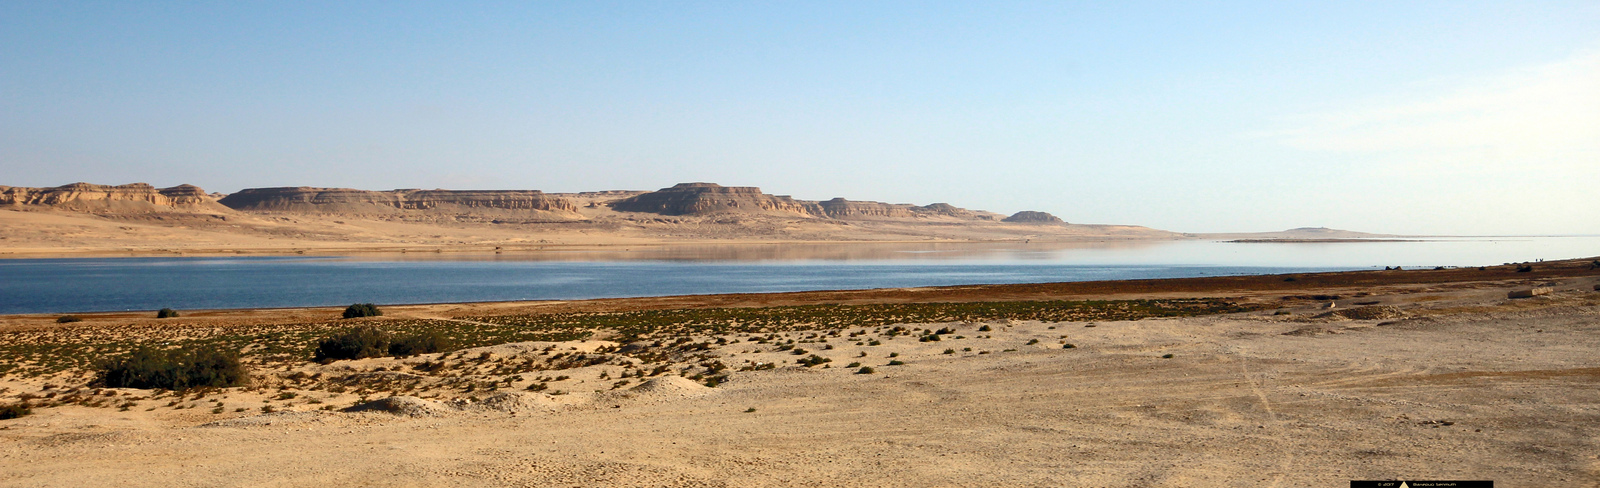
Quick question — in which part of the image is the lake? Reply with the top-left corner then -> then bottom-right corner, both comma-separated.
2,237 -> 1594,314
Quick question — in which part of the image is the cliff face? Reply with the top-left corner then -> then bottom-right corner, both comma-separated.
219,187 -> 579,214
0,183 -> 213,208
1003,211 -> 1064,224
610,183 -> 1007,222
816,198 -> 914,219
610,183 -> 820,216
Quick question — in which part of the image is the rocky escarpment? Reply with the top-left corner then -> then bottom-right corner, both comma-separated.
0,183 -> 216,211
816,199 -> 996,220
219,187 -> 579,215
610,183 -> 818,216
609,183 -> 1009,222
1002,211 -> 1064,224
815,198 -> 911,219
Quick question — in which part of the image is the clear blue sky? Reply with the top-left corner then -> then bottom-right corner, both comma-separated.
3,1 -> 1597,234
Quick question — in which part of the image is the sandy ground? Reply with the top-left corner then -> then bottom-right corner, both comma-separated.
1,261 -> 1597,486
0,204 -> 1177,259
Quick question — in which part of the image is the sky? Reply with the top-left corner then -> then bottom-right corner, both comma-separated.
2,1 -> 1597,235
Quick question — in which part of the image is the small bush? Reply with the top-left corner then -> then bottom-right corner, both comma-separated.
56,315 -> 82,324
797,355 -> 832,367
856,366 -> 876,374
978,325 -> 992,332
887,360 -> 905,366
314,327 -> 391,361
388,330 -> 454,356
156,308 -> 179,318
846,362 -> 861,368
0,403 -> 31,420
1062,343 -> 1076,349
342,303 -> 383,319
943,349 -> 955,354
100,347 -> 249,390
1026,339 -> 1040,345
1161,353 -> 1174,359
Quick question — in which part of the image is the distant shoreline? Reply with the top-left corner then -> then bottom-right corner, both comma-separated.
1224,238 -> 1428,243
4,255 -> 1593,320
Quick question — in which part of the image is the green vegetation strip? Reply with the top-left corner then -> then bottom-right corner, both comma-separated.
460,298 -> 1254,342
0,298 -> 1252,380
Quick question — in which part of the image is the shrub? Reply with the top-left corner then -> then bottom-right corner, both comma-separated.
314,327 -> 392,361
56,315 -> 82,324
156,308 -> 179,318
887,360 -> 905,366
943,349 -> 955,354
342,303 -> 383,319
797,355 -> 832,367
856,366 -> 875,374
1026,339 -> 1040,345
0,403 -> 31,420
100,347 -> 249,390
978,325 -> 992,332
1062,343 -> 1076,349
1161,353 -> 1174,359
388,330 -> 454,356
846,362 -> 861,368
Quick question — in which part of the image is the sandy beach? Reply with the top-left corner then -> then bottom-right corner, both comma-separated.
2,258 -> 1596,487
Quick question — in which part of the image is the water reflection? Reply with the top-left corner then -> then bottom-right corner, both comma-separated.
344,240 -> 1183,263
331,236 -> 1600,268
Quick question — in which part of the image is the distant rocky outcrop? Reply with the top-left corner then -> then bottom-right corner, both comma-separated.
609,183 -> 1005,222
1002,211 -> 1064,224
219,187 -> 579,215
0,183 -> 216,211
610,183 -> 817,216
816,198 -> 913,219
816,199 -> 995,220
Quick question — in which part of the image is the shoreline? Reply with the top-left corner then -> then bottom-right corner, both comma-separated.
0,236 -> 1180,260
7,255 -> 1595,322
3,254 -> 1598,485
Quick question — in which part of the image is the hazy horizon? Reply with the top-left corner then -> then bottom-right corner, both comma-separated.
3,2 -> 1597,235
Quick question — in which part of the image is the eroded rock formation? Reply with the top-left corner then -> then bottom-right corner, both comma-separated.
609,183 -> 1003,221
0,183 -> 212,209
1002,211 -> 1064,224
219,187 -> 579,214
610,183 -> 819,216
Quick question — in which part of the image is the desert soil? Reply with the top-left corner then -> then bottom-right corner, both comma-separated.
1,260 -> 1597,487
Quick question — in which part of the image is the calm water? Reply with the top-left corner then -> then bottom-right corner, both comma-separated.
1,237 -> 1594,314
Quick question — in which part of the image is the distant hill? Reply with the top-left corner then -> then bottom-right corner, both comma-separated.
0,181 -> 1177,256
1198,227 -> 1400,240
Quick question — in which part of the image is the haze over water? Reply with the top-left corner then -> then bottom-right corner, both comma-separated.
3,237 -> 1594,315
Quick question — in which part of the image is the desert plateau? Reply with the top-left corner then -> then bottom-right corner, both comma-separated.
0,181 -> 1378,258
